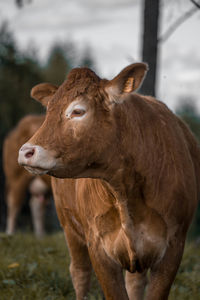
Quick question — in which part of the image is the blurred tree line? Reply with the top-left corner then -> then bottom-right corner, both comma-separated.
0,22 -> 94,230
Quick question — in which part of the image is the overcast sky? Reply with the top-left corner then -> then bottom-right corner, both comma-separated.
0,0 -> 200,111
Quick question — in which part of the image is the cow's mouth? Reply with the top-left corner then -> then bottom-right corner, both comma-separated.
24,165 -> 49,175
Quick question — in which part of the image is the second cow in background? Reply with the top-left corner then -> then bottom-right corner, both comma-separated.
3,115 -> 51,238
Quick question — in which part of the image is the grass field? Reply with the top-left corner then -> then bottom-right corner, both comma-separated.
0,232 -> 199,300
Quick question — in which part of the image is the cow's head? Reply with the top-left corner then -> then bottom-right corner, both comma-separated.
18,63 -> 148,179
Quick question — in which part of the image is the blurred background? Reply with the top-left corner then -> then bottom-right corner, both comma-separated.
0,0 -> 200,238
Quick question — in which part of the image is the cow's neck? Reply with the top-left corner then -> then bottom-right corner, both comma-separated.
105,99 -> 147,218
85,96 -> 147,222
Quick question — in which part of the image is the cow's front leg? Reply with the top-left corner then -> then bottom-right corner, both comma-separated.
63,225 -> 92,300
145,235 -> 186,300
125,270 -> 147,300
88,242 -> 129,300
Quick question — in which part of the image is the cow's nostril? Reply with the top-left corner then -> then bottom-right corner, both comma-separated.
25,148 -> 35,159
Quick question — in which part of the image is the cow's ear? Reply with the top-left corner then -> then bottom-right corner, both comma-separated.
105,63 -> 148,104
31,83 -> 58,107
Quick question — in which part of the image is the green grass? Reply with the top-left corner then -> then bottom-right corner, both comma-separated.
0,232 -> 199,299
0,232 -> 101,300
169,243 -> 200,300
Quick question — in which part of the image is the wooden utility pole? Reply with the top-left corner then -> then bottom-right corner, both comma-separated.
140,0 -> 160,97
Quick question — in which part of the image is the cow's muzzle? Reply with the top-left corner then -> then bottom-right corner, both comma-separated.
18,143 -> 56,175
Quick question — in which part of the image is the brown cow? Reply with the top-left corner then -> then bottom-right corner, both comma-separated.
3,115 -> 51,237
18,63 -> 200,299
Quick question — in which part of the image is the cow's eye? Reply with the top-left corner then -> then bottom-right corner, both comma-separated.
71,109 -> 85,118
65,102 -> 87,119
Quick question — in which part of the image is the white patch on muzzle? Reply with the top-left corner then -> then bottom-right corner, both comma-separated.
18,143 -> 57,175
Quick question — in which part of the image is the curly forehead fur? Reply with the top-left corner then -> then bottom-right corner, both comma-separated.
66,67 -> 100,86
55,68 -> 102,103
